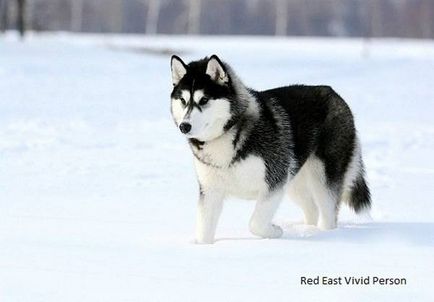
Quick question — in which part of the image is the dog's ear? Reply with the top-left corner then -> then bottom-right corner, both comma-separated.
171,55 -> 187,86
206,55 -> 229,85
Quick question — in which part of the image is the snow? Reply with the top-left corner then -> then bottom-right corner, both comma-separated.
1,32 -> 433,301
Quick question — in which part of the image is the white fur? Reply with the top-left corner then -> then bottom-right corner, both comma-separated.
190,99 -> 231,141
194,133 -> 277,242
171,57 -> 187,85
288,156 -> 338,230
195,152 -> 268,200
192,89 -> 204,104
288,162 -> 318,225
206,57 -> 229,85
171,99 -> 184,125
195,152 -> 342,243
249,190 -> 284,238
341,138 -> 362,204
181,90 -> 191,103
171,89 -> 233,141
196,188 -> 224,244
171,90 -> 190,125
194,129 -> 236,168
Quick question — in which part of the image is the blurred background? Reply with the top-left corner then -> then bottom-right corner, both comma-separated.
1,0 -> 433,39
1,2 -> 434,301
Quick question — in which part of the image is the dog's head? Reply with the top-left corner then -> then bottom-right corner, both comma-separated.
170,55 -> 236,142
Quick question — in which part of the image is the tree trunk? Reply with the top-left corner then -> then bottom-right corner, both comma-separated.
370,0 -> 382,37
17,0 -> 26,37
0,0 -> 8,32
146,0 -> 160,35
275,0 -> 288,36
109,0 -> 123,33
299,0 -> 311,36
71,0 -> 83,32
187,0 -> 201,35
421,0 -> 432,39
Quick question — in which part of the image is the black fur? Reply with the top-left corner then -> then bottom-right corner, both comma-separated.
260,86 -> 355,184
171,58 -> 235,103
231,93 -> 292,190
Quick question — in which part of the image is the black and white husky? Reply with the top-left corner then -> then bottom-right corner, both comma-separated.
170,55 -> 371,244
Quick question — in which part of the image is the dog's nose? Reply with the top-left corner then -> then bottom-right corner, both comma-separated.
179,122 -> 191,134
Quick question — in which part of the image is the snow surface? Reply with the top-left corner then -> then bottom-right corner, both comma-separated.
1,33 -> 433,301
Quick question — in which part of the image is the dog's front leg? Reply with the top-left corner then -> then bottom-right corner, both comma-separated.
249,190 -> 283,238
195,189 -> 224,244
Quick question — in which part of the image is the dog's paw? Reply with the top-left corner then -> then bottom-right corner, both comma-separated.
268,224 -> 283,238
250,223 -> 283,239
317,220 -> 337,230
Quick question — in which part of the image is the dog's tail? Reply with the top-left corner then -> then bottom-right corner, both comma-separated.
348,169 -> 371,213
342,138 -> 371,213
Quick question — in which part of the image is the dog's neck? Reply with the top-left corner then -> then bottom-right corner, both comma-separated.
188,126 -> 234,168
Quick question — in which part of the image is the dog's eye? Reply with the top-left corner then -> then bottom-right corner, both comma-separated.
180,98 -> 186,106
199,97 -> 209,106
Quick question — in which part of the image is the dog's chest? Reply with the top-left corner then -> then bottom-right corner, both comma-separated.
194,141 -> 268,199
224,156 -> 268,198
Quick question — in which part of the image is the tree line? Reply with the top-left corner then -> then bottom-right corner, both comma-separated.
1,0 -> 433,39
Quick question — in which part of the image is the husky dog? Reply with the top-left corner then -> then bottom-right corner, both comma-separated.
170,55 -> 371,244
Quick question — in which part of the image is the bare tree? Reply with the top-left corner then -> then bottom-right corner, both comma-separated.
187,0 -> 201,34
0,0 -> 8,32
275,0 -> 288,36
70,0 -> 83,32
146,0 -> 161,34
369,0 -> 382,37
329,0 -> 346,37
108,0 -> 123,33
421,0 -> 432,39
2,0 -> 433,39
17,0 -> 26,37
299,0 -> 311,36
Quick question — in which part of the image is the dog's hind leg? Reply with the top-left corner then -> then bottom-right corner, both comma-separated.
291,191 -> 318,226
305,157 -> 338,230
311,185 -> 338,230
249,190 -> 283,238
288,166 -> 318,225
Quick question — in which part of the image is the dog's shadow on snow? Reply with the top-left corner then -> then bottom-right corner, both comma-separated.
278,222 -> 434,247
215,222 -> 434,246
